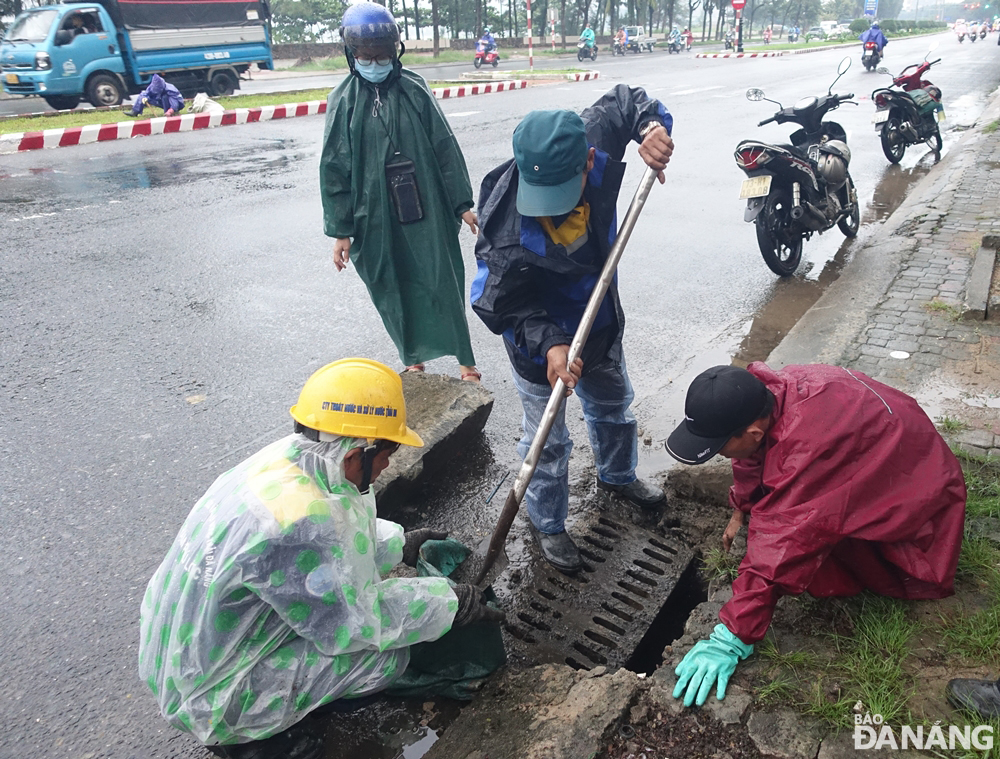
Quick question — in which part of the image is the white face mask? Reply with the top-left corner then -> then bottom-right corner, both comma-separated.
354,59 -> 393,83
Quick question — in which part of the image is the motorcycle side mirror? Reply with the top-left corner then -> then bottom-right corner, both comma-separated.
875,66 -> 891,74
828,56 -> 851,94
746,88 -> 765,101
927,40 -> 940,53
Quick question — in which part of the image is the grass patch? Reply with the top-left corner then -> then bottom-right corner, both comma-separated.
957,449 -> 1000,519
984,119 -> 999,134
701,547 -> 740,584
925,299 -> 962,319
756,674 -> 798,705
938,417 -> 970,434
506,67 -> 588,76
0,82 -> 463,135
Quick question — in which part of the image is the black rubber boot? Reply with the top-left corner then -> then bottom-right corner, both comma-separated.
528,522 -> 583,574
946,677 -> 1000,720
597,477 -> 666,508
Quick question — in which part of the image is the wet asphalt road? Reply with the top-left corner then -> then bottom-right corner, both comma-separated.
2,33 -> 999,759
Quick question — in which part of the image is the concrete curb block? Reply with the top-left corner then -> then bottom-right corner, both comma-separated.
695,51 -> 784,58
566,71 -> 600,81
0,79 -> 529,154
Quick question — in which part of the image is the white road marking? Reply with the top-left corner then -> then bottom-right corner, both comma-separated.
669,85 -> 725,96
448,111 -> 482,118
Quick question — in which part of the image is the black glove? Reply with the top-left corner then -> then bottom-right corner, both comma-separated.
401,528 -> 448,567
452,583 -> 505,627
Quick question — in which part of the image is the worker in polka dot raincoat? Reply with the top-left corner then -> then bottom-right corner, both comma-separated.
139,358 -> 504,753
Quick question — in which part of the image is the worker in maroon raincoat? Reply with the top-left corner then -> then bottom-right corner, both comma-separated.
665,363 -> 966,707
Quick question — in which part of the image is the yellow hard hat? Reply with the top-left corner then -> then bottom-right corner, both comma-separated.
290,358 -> 424,447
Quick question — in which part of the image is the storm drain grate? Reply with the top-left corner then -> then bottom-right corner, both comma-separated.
505,515 -> 694,671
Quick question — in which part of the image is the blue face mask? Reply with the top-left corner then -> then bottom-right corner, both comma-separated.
354,59 -> 393,83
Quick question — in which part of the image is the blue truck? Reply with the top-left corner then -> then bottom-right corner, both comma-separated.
1,0 -> 273,111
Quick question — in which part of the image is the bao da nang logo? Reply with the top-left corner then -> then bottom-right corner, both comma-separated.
854,713 -> 994,751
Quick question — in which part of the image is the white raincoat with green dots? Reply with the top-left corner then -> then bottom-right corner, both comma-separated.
138,434 -> 459,745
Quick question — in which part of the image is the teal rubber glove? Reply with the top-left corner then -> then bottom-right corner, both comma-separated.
673,623 -> 754,707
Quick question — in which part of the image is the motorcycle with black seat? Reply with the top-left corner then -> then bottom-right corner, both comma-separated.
734,57 -> 860,276
872,43 -> 944,163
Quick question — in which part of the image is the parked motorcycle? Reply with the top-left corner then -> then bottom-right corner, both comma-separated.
577,38 -> 598,61
474,40 -> 500,68
734,57 -> 860,276
872,44 -> 944,163
862,40 -> 882,71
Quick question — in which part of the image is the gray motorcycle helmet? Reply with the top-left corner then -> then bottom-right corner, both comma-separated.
817,140 -> 851,189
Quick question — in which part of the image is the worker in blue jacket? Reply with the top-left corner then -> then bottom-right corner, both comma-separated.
129,74 -> 185,117
470,86 -> 674,574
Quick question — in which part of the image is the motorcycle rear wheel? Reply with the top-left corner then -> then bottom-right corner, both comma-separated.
880,117 -> 906,164
837,176 -> 860,238
755,189 -> 803,277
926,127 -> 943,153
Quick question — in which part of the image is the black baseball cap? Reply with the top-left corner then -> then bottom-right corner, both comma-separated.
666,366 -> 770,465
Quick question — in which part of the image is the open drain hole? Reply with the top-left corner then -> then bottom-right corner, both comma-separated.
591,525 -> 620,540
616,581 -> 650,599
537,587 -> 558,601
518,612 -> 552,632
530,601 -> 561,619
572,641 -> 608,665
583,535 -> 613,552
584,629 -> 618,648
598,517 -> 626,531
579,547 -> 606,563
593,616 -> 627,635
648,537 -> 678,555
625,569 -> 658,587
643,547 -> 674,564
611,591 -> 644,610
625,561 -> 707,675
565,656 -> 589,671
601,601 -> 634,622
505,625 -> 537,644
633,559 -> 666,576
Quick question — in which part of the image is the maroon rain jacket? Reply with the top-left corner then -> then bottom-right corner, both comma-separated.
719,363 -> 966,645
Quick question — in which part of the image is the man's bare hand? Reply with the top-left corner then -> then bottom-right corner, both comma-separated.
638,125 -> 674,184
722,510 -> 745,553
545,344 -> 583,397
333,238 -> 351,272
462,209 -> 479,235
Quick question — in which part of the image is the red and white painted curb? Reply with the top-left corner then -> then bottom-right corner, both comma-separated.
695,51 -> 784,58
0,79 -> 529,154
567,71 -> 600,81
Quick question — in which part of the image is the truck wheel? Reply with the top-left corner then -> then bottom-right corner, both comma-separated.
210,70 -> 237,97
86,74 -> 123,108
44,95 -> 81,111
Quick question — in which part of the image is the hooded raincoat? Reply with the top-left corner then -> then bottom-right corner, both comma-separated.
719,363 -> 966,645
130,74 -> 185,116
138,434 -> 459,745
320,67 -> 477,367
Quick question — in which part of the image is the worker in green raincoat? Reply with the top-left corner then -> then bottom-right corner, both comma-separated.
139,359 -> 504,759
320,3 -> 482,382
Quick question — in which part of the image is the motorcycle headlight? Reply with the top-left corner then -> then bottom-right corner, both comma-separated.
35,52 -> 52,71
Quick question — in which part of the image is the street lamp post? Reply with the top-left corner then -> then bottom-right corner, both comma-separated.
733,0 -> 746,52
527,0 -> 533,69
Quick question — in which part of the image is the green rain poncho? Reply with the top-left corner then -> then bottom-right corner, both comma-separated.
320,68 -> 477,367
138,434 -> 459,745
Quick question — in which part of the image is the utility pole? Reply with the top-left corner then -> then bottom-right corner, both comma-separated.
527,0 -> 533,69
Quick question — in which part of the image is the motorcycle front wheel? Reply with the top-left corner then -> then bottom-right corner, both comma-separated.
926,127 -> 943,153
578,50 -> 585,61
837,176 -> 860,238
755,189 -> 803,276
474,57 -> 482,68
881,117 -> 906,163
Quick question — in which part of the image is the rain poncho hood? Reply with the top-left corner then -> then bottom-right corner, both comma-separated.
130,74 -> 185,117
139,433 -> 458,745
720,363 -> 966,644
319,69 -> 477,367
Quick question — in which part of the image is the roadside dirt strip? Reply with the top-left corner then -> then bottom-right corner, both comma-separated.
0,79 -> 531,154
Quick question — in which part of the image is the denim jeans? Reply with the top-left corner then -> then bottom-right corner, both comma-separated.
512,354 -> 638,535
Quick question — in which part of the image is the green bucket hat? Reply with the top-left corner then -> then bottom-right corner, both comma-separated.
512,110 -> 589,217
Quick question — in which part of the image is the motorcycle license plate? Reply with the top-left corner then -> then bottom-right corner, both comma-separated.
5,73 -> 18,85
739,175 -> 771,199
937,109 -> 946,123
872,110 -> 890,125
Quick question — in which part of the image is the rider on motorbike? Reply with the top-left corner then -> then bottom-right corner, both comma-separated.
615,26 -> 628,52
479,26 -> 497,53
684,27 -> 694,49
580,22 -> 595,50
668,25 -> 682,47
859,21 -> 888,56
